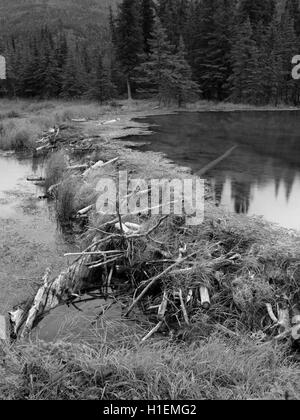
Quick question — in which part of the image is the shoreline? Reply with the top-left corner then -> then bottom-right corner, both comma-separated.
1,99 -> 300,400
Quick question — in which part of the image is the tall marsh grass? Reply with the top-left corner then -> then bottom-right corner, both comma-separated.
0,119 -> 40,150
0,98 -> 121,151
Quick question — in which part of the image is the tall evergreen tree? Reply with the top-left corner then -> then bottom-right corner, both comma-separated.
115,0 -> 143,100
91,55 -> 115,103
135,18 -> 199,105
141,0 -> 155,55
229,18 -> 262,104
189,0 -> 233,100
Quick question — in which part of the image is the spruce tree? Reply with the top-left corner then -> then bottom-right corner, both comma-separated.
172,37 -> 200,105
115,0 -> 143,100
229,18 -> 262,104
135,19 -> 199,105
141,0 -> 155,55
91,55 -> 115,103
189,0 -> 233,100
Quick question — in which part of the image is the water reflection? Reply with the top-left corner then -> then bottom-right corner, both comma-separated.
130,111 -> 300,230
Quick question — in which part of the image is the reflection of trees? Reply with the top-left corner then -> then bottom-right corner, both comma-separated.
214,178 -> 225,205
231,181 -> 251,214
133,112 -> 300,215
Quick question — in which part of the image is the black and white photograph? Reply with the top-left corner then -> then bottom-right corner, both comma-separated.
0,0 -> 299,403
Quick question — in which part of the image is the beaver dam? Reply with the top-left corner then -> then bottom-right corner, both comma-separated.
1,111 -> 300,400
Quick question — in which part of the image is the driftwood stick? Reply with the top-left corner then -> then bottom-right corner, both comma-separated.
27,176 -> 45,182
141,321 -> 163,342
47,183 -> 60,197
21,268 -> 52,338
179,289 -> 190,326
266,303 -> 278,324
8,308 -> 25,337
291,305 -> 300,341
83,157 -> 118,177
67,164 -> 89,171
65,250 -> 123,257
125,251 -> 199,317
77,205 -> 94,216
158,291 -> 168,321
10,242 -> 102,337
200,286 -> 211,310
186,289 -> 193,304
277,306 -> 290,333
0,315 -> 8,342
88,256 -> 122,269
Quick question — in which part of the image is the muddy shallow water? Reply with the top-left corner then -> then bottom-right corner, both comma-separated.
0,152 -> 120,341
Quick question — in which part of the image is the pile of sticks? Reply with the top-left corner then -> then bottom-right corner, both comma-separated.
8,198 -> 300,348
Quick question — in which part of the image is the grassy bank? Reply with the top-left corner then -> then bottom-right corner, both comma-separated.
0,97 -> 299,151
0,99 -> 120,151
1,324 -> 299,400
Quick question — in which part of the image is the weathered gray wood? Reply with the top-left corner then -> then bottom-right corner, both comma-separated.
0,315 -> 7,341
0,55 -> 6,80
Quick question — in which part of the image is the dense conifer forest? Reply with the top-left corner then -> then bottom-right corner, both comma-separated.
0,0 -> 300,105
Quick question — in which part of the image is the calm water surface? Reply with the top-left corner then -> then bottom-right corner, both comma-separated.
131,111 -> 300,230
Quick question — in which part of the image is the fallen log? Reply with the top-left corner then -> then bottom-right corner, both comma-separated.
9,242 -> 104,338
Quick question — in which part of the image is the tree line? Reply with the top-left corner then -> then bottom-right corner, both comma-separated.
1,0 -> 300,106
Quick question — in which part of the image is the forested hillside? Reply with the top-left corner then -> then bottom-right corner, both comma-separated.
0,0 -> 119,36
1,0 -> 300,105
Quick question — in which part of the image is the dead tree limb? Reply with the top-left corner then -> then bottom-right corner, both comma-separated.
125,251 -> 199,317
9,242 -> 103,338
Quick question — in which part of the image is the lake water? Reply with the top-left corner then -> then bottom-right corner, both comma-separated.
130,111 -> 300,231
